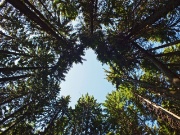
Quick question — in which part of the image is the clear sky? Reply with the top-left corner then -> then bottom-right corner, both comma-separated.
60,49 -> 115,107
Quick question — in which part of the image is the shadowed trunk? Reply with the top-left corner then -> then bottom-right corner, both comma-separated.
125,76 -> 180,100
148,40 -> 180,51
0,74 -> 32,82
155,51 -> 180,57
131,41 -> 180,88
6,0 -> 63,41
0,67 -> 52,72
128,0 -> 180,38
0,50 -> 35,57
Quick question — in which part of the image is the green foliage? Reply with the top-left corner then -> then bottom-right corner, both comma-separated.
0,0 -> 180,134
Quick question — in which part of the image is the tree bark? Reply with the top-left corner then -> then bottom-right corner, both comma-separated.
148,40 -> 180,51
41,108 -> 63,135
125,76 -> 180,100
131,41 -> 180,88
0,31 -> 15,39
6,0 -> 63,42
155,51 -> 180,57
135,93 -> 180,129
0,67 -> 52,72
0,94 -> 26,106
128,0 -> 180,38
0,50 -> 34,57
0,101 -> 33,125
0,74 -> 32,82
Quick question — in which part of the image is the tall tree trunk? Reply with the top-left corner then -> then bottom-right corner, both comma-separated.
155,51 -> 180,57
131,41 -> 180,88
0,94 -> 26,106
6,0 -> 63,42
1,115 -> 26,135
0,74 -> 32,82
148,40 -> 180,51
41,108 -> 63,135
166,63 -> 180,67
0,101 -> 33,125
0,67 -> 52,72
23,0 -> 61,37
128,0 -> 180,38
0,31 -> 15,39
125,76 -> 180,100
0,50 -> 35,57
135,93 -> 180,129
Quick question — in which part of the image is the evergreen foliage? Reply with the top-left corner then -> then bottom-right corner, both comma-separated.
0,0 -> 180,134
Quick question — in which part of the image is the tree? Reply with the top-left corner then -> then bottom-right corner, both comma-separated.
1,0 -> 180,134
67,93 -> 104,134
105,62 -> 180,134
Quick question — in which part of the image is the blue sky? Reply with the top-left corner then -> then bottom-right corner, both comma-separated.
60,49 -> 115,107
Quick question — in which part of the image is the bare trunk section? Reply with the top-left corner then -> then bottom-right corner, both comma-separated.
135,93 -> 180,129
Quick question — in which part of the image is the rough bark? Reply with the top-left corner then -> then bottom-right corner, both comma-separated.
135,93 -> 180,129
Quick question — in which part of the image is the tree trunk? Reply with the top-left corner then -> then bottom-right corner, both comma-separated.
0,74 -> 32,82
131,41 -> 180,88
23,0 -> 60,37
155,51 -> 180,57
1,115 -> 26,135
0,101 -> 33,125
0,67 -> 52,72
6,0 -> 63,42
0,50 -> 35,57
148,40 -> 180,51
0,31 -> 15,39
0,94 -> 26,106
128,0 -> 180,38
135,93 -> 180,129
41,108 -> 63,135
125,76 -> 180,100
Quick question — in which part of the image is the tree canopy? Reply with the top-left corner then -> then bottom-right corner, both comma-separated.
0,0 -> 180,134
